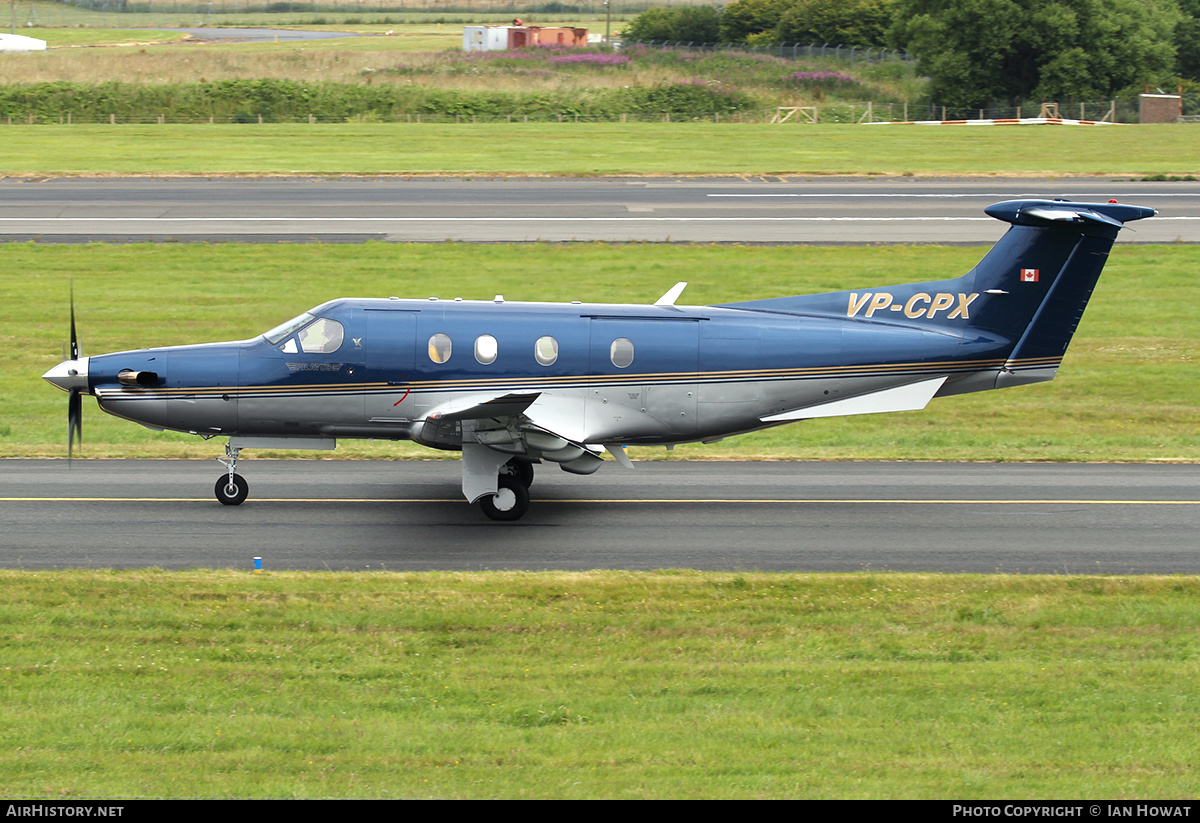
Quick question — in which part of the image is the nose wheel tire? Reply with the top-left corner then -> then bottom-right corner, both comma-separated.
479,475 -> 529,521
215,473 -> 249,506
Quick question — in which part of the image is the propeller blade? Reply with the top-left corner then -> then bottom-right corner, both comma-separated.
68,388 -> 81,460
67,283 -> 82,461
69,280 -> 80,362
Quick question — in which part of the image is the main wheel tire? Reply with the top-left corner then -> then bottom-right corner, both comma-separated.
500,457 -> 535,489
479,475 -> 530,521
215,473 -> 249,506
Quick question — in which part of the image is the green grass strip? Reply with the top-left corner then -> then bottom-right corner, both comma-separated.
8,242 -> 1198,461
1,123 -> 1198,176
0,569 -> 1197,798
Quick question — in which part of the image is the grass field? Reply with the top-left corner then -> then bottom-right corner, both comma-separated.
1,570 -> 1197,798
0,123 -> 1198,176
8,242 -> 1198,462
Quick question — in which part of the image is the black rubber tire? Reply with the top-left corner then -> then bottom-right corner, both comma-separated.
215,473 -> 249,506
479,475 -> 530,521
500,457 -> 535,489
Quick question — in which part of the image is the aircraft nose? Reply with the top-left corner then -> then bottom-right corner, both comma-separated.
43,357 -> 90,393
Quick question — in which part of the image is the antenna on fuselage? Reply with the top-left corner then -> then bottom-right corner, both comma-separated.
654,282 -> 688,307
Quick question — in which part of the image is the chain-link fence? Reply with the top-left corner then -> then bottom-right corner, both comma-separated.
904,101 -> 1133,123
768,101 -> 1139,124
0,103 -> 1145,125
1182,92 -> 1200,119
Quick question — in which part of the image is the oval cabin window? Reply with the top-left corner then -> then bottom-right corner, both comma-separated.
534,336 -> 558,366
610,337 -> 634,369
475,334 -> 498,365
427,333 -> 452,364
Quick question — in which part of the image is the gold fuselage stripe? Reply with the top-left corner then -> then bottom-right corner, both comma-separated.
94,357 -> 1046,400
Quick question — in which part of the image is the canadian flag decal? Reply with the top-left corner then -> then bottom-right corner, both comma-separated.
1021,268 -> 1040,282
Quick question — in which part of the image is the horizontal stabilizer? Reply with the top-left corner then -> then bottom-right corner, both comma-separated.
984,200 -> 1155,228
761,376 -> 947,422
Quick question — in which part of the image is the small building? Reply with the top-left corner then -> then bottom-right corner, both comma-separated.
463,26 -> 588,52
0,33 -> 47,52
1139,93 -> 1182,124
463,26 -> 510,52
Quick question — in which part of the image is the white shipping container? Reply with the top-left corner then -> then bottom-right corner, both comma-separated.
462,26 -> 512,52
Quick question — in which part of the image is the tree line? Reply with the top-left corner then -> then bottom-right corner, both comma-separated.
623,0 -> 1199,109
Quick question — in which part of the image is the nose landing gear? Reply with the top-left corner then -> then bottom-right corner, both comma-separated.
215,443 -> 249,506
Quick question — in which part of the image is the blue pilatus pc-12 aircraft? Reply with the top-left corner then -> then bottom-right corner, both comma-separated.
44,199 -> 1154,521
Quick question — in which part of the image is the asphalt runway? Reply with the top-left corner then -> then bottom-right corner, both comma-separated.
2,177 -> 1197,243
154,27 -> 367,43
3,459 -> 1197,573
7,178 -> 1197,574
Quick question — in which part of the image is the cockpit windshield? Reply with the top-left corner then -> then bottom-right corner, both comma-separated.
263,312 -> 316,345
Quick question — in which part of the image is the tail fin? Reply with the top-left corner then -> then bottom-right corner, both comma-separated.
719,199 -> 1155,386
970,200 -> 1154,386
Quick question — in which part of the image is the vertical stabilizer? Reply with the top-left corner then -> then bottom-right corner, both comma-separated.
976,200 -> 1154,386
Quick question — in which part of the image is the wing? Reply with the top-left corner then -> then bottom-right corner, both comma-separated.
425,391 -> 541,421
423,391 -> 617,504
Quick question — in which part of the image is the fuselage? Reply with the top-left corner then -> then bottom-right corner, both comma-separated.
80,295 -> 1010,449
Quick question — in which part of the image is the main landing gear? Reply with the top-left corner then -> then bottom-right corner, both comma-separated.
215,443 -> 248,506
480,457 -> 534,521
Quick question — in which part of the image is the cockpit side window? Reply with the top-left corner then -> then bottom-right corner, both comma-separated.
268,314 -> 344,355
296,318 -> 344,354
